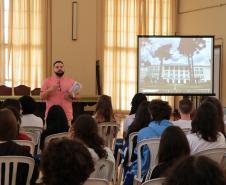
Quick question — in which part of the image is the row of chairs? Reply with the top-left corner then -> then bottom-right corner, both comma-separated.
139,146 -> 226,185
17,122 -> 120,156
0,85 -> 40,96
8,123 -> 120,185
1,129 -> 116,185
0,156 -> 112,185
115,130 -> 226,185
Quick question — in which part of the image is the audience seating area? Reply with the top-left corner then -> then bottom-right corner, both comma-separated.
1,90 -> 226,185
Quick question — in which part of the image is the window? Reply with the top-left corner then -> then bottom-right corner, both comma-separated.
0,0 -> 49,89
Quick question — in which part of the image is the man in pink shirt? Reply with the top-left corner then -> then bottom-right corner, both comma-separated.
41,61 -> 79,122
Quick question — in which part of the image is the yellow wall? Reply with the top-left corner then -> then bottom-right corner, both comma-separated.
52,0 -> 97,96
177,0 -> 226,105
52,0 -> 226,102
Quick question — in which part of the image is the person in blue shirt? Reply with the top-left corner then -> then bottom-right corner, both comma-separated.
124,99 -> 172,185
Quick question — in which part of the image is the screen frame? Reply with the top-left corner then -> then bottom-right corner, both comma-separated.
137,35 -> 215,96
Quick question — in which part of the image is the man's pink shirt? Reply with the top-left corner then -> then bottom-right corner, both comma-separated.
41,76 -> 75,121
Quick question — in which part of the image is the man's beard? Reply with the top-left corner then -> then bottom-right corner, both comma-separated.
55,71 -> 64,77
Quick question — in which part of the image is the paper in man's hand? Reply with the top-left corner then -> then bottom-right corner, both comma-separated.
69,82 -> 81,97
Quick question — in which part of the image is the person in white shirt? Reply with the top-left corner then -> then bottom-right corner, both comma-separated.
172,98 -> 193,130
123,93 -> 147,138
187,101 -> 225,154
19,95 -> 43,128
201,96 -> 225,136
71,114 -> 115,180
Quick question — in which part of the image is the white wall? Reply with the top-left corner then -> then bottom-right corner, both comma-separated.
52,0 -> 97,97
177,0 -> 226,105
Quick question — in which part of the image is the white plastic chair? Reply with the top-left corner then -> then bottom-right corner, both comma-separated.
114,148 -> 124,185
23,131 -> 38,146
113,132 -> 137,185
20,126 -> 43,154
128,132 -> 138,165
98,122 -> 120,150
14,140 -> 35,156
0,156 -> 35,185
44,132 -> 68,147
84,178 -> 109,185
195,147 -> 226,164
90,158 -> 115,181
142,177 -> 165,185
135,138 -> 160,184
182,128 -> 191,135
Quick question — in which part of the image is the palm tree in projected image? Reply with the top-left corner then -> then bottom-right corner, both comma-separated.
154,44 -> 172,82
178,38 -> 206,84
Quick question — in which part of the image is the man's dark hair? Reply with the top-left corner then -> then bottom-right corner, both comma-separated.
19,95 -> 36,114
0,108 -> 18,140
179,99 -> 193,114
149,99 -> 172,121
165,156 -> 226,185
53,60 -> 64,66
41,138 -> 94,185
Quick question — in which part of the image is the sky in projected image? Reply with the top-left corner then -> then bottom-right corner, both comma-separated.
138,37 -> 213,94
140,38 -> 212,66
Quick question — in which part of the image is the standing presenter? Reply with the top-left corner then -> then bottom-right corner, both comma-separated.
41,60 -> 80,122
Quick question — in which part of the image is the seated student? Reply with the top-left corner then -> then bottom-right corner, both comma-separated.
1,99 -> 31,141
201,96 -> 225,136
123,100 -> 151,166
164,156 -> 226,185
6,106 -> 32,151
71,114 -> 115,180
123,93 -> 147,138
92,95 -> 119,156
40,138 -> 94,185
93,94 -> 116,123
19,95 -> 43,128
172,98 -> 193,129
124,99 -> 172,185
0,108 -> 37,185
187,101 -> 225,154
150,126 -> 190,179
40,105 -> 69,150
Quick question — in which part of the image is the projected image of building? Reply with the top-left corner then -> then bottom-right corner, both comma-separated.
141,64 -> 211,85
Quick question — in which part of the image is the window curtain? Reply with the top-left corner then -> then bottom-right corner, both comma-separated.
103,0 -> 177,112
0,0 -> 52,89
